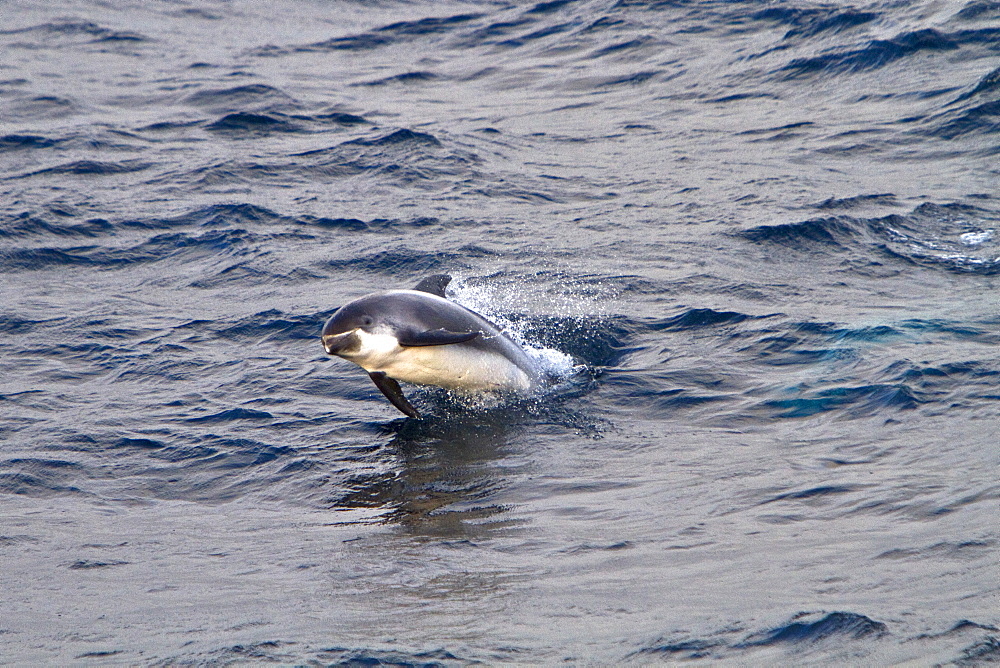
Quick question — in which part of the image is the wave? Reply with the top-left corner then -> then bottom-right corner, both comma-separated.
779,29 -> 958,78
0,134 -> 60,151
739,202 -> 1000,275
205,112 -> 302,135
738,611 -> 888,647
0,20 -> 150,45
754,7 -> 878,40
632,611 -> 888,661
183,83 -> 298,112
13,160 -> 153,178
300,12 -> 483,52
923,65 -> 1000,140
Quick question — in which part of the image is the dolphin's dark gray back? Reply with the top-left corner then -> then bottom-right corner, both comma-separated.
359,289 -> 540,382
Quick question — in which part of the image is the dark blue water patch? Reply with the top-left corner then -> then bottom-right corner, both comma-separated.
191,262 -> 327,289
814,193 -> 900,210
459,18 -> 535,46
737,122 -> 815,137
133,203 -> 282,231
0,134 -> 60,151
294,216 -> 368,231
950,26 -> 1000,49
600,70 -> 660,87
646,387 -> 732,412
650,307 -> 768,331
136,119 -> 204,133
68,559 -> 130,570
761,383 -> 921,419
955,637 -> 1000,666
737,611 -> 888,647
918,620 -> 1000,639
497,22 -> 575,48
16,341 -> 134,374
876,540 -> 995,561
302,32 -> 392,51
35,219 -> 323,269
708,92 -> 781,105
559,540 -> 632,554
528,0 -> 578,14
926,99 -> 1000,140
310,111 -> 369,126
0,314 -> 46,334
0,212 -> 114,239
75,651 -> 124,660
343,128 -> 442,148
887,359 -> 1000,390
956,2 -> 1000,21
0,20 -> 150,45
113,437 -> 166,451
183,84 -> 297,112
794,321 -> 904,344
174,437 -> 292,470
779,29 -> 959,79
186,408 -> 275,424
379,13 -> 484,37
0,471 -> 88,498
0,247 -> 106,271
0,227 -> 276,272
246,128 -> 478,188
205,112 -> 302,135
209,309 -> 329,344
741,202 -> 1000,274
12,160 -> 153,178
922,63 -> 1000,140
756,7 -> 879,40
354,71 -> 442,86
950,65 -> 1000,105
148,444 -> 220,463
588,37 -> 651,58
320,248 -> 480,278
630,638 -> 719,661
739,217 -> 860,250
302,12 -> 483,52
748,345 -> 854,368
5,95 -> 76,120
759,484 -> 865,505
166,641 -> 299,666
314,646 -> 467,667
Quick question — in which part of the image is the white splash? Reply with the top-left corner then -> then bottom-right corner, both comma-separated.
447,275 -> 583,383
960,229 -> 994,246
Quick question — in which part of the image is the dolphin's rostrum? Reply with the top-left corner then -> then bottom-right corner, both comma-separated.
321,275 -> 540,418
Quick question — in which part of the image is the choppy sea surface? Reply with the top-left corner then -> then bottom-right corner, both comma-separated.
2,0 -> 999,664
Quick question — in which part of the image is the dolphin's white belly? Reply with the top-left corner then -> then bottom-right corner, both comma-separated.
380,344 -> 532,392
346,331 -> 530,392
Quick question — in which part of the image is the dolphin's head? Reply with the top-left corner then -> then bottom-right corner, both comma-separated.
321,301 -> 375,357
321,295 -> 407,364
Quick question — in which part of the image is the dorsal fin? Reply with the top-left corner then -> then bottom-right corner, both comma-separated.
412,274 -> 452,298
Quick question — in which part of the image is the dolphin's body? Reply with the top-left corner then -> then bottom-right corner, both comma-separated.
321,275 -> 540,417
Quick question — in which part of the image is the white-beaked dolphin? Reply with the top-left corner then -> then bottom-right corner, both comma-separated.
321,275 -> 540,418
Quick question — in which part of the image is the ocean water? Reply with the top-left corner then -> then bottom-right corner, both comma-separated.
1,0 -> 999,664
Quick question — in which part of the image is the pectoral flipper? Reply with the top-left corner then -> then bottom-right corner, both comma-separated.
368,371 -> 420,418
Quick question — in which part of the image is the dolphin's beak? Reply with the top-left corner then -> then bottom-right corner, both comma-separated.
322,331 -> 360,356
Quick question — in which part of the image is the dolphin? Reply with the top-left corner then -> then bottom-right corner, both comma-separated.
321,275 -> 540,418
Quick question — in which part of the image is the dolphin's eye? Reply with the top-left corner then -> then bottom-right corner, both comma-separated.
362,316 -> 374,327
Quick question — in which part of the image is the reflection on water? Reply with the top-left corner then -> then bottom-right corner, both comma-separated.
331,377 -> 605,537
334,411 -> 527,537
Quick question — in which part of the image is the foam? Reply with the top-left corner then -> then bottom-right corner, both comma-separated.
448,275 -> 583,384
